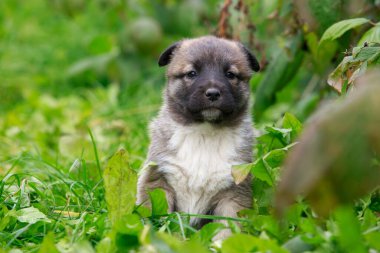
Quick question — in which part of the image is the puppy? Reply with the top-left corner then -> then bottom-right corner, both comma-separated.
137,36 -> 260,238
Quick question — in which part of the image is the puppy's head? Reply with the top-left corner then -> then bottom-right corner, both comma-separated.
159,36 -> 260,125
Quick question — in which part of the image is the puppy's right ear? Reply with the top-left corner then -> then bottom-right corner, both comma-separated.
158,42 -> 180,67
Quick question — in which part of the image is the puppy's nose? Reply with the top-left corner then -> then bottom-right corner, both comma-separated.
205,88 -> 221,101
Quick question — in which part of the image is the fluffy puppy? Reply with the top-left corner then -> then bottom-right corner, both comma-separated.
137,36 -> 260,238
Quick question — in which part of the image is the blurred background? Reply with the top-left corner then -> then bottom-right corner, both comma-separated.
0,0 -> 379,170
1,1 -> 380,251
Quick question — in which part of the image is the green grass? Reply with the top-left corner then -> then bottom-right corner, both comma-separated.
2,0 -> 380,252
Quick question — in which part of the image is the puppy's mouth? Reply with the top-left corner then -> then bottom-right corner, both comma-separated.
201,108 -> 222,122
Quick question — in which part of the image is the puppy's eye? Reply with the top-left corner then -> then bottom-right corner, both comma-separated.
225,71 -> 237,80
185,71 -> 197,79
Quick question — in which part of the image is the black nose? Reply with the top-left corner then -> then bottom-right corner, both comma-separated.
205,88 -> 221,101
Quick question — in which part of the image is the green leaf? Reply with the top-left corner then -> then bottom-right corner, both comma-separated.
179,240 -> 210,253
96,236 -> 115,253
308,0 -> 342,31
150,232 -> 183,253
256,133 -> 286,155
254,34 -> 304,119
265,126 -> 292,139
190,222 -> 225,245
149,188 -> 169,216
358,23 -> 380,46
222,234 -> 256,253
353,46 -> 380,62
369,191 -> 380,212
115,214 -> 143,235
251,215 -> 281,239
320,18 -> 369,44
276,72 -> 380,216
264,149 -> 286,169
306,32 -> 338,73
103,149 -> 137,224
327,55 -> 361,93
282,112 -> 302,140
261,143 -> 297,174
253,179 -> 273,210
115,233 -> 139,252
282,235 -> 314,253
252,159 -> 274,186
365,231 -> 380,250
264,126 -> 292,147
13,207 -> 50,224
335,207 -> 367,253
221,234 -> 288,253
232,163 -> 252,184
150,231 -> 209,253
0,206 -> 11,231
135,205 -> 152,218
361,209 -> 377,231
38,232 -> 59,253
71,241 -> 96,253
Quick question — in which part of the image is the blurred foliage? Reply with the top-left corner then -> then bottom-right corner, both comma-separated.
1,0 -> 380,252
276,71 -> 380,217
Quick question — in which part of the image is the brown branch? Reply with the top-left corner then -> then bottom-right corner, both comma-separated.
217,0 -> 233,38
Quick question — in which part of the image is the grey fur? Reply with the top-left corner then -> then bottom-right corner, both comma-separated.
137,36 -> 259,236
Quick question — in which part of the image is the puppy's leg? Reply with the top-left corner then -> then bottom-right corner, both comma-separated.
212,199 -> 245,240
211,177 -> 252,241
137,167 -> 176,212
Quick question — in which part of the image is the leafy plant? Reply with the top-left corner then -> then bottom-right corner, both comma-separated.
1,0 -> 380,252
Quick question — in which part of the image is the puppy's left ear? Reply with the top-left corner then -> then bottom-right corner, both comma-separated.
158,42 -> 181,67
240,44 -> 260,72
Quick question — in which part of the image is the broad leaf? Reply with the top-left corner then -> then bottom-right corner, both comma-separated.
282,112 -> 302,140
221,234 -> 287,253
13,207 -> 50,224
115,233 -> 139,252
115,214 -> 143,235
335,207 -> 367,253
150,232 -> 208,253
232,163 -> 252,185
103,149 -> 137,224
353,46 -> 380,62
38,232 -> 59,253
149,188 -> 169,216
237,143 -> 296,186
328,45 -> 380,93
320,18 -> 369,44
308,0 -> 342,31
96,236 -> 115,253
263,143 -> 297,169
265,126 -> 292,139
252,159 -> 274,186
358,23 -> 380,46
282,235 -> 314,253
365,231 -> 380,251
190,222 -> 225,245
264,149 -> 286,169
71,241 -> 96,253
327,55 -> 359,92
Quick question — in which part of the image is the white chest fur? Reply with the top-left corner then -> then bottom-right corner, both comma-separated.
159,123 -> 245,215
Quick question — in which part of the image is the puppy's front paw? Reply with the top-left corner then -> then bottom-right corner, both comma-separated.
212,228 -> 232,241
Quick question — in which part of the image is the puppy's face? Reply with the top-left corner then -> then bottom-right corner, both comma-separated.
159,36 -> 260,125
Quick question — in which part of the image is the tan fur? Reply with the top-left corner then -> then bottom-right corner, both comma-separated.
137,36 -> 259,240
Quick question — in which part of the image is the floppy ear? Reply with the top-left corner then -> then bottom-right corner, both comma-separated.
240,45 -> 260,72
158,42 -> 181,67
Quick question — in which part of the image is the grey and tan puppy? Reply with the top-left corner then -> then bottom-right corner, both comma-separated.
137,36 -> 260,238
